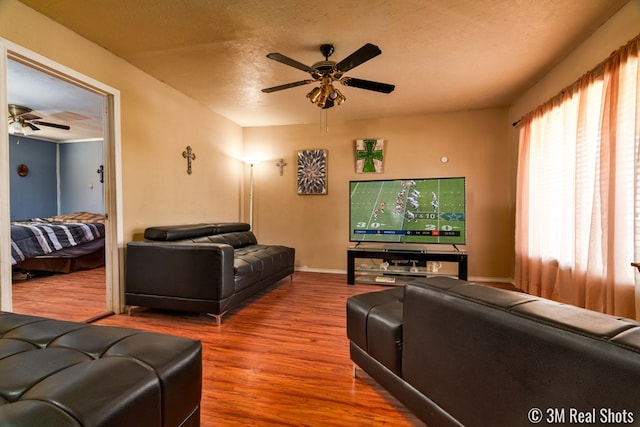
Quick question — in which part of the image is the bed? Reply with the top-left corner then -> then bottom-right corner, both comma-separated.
11,212 -> 106,274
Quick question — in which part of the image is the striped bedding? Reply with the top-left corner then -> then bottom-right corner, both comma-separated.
10,213 -> 106,265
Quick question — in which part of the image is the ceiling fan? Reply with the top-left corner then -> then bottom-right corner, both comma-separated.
262,43 -> 395,109
7,104 -> 71,136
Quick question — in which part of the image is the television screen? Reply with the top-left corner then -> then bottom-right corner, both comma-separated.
349,177 -> 466,245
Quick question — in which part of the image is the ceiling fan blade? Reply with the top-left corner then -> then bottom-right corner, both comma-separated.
262,80 -> 315,93
341,77 -> 395,93
266,53 -> 317,74
7,105 -> 42,120
335,43 -> 382,73
31,120 -> 70,131
21,113 -> 42,121
26,123 -> 40,131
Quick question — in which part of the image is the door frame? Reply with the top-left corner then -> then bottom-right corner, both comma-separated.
0,39 -> 124,313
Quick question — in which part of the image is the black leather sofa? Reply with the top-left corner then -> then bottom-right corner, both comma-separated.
0,311 -> 201,426
347,276 -> 640,426
126,222 -> 295,324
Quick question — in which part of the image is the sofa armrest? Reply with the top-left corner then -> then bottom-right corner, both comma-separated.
125,241 -> 235,302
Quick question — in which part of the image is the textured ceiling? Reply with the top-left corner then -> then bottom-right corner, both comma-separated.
15,0 -> 630,129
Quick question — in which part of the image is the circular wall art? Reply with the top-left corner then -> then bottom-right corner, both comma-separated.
17,164 -> 29,177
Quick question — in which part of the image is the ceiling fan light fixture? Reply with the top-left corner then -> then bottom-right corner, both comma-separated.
329,87 -> 346,106
307,86 -> 322,104
9,121 -> 22,134
316,91 -> 329,108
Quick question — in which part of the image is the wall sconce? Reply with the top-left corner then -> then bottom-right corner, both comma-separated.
276,158 -> 287,176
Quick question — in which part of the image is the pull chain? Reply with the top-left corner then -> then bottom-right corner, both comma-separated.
318,108 -> 330,133
325,109 -> 329,133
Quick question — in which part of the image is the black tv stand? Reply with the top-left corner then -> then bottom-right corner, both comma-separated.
347,248 -> 468,285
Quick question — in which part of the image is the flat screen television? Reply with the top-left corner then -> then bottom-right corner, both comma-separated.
349,177 -> 466,245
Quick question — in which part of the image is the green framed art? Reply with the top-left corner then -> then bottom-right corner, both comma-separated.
355,139 -> 384,173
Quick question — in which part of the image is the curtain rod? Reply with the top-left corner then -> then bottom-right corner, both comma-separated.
512,32 -> 640,130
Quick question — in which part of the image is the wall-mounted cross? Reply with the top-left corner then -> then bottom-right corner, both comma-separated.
182,146 -> 196,175
96,165 -> 104,183
276,158 -> 287,176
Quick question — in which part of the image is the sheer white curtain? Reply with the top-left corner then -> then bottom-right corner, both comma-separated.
515,34 -> 640,319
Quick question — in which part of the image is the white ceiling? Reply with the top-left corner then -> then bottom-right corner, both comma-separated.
11,0 -> 630,137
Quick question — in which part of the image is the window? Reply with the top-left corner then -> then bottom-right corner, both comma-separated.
516,34 -> 640,319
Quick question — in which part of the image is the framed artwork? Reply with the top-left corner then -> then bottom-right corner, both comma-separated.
297,149 -> 327,195
355,139 -> 384,173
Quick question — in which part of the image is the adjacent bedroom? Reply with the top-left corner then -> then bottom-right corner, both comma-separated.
7,58 -> 108,322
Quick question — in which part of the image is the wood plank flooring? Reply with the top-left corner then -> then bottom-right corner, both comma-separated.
11,269 -> 517,426
97,272 -> 425,426
11,267 -> 108,322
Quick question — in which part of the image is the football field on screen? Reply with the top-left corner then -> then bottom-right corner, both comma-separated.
350,179 -> 465,243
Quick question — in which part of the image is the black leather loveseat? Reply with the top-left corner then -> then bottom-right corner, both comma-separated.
347,276 -> 640,426
126,222 -> 295,324
0,311 -> 201,426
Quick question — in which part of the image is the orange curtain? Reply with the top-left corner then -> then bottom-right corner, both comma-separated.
515,34 -> 640,319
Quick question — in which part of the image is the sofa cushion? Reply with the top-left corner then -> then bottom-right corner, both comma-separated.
21,357 -> 162,426
0,400 -> 82,426
510,299 -> 639,338
144,224 -> 218,241
144,222 -> 250,241
234,245 -> 294,292
193,231 -> 258,248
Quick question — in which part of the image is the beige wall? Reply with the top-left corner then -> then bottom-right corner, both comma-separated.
0,0 -> 244,243
244,109 -> 516,281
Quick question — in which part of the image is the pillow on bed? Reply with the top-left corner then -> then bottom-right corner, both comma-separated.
48,212 -> 106,223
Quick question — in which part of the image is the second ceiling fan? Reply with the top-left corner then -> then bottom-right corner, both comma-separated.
262,43 -> 395,109
8,104 -> 70,135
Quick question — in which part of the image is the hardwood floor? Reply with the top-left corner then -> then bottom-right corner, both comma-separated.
11,269 -> 516,426
97,272 -> 425,426
11,267 -> 108,322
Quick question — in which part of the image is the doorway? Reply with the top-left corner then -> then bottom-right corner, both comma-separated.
0,40 -> 123,318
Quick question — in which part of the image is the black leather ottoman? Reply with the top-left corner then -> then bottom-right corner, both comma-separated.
0,311 -> 202,426
346,288 -> 404,375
